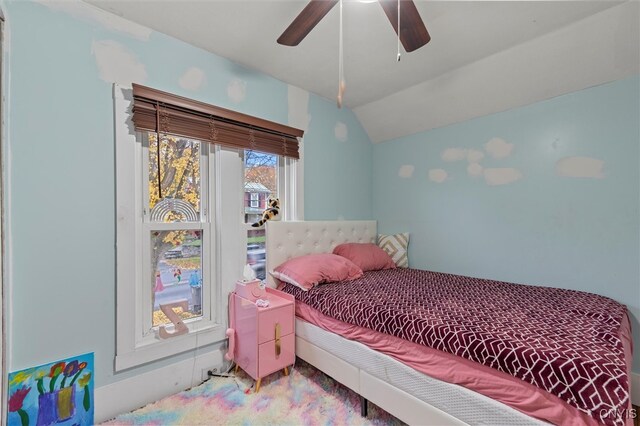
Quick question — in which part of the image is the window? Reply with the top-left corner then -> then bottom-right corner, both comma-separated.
115,129 -> 218,370
115,84 -> 304,370
244,150 -> 279,281
115,95 -> 222,370
146,134 -> 207,329
249,192 -> 259,208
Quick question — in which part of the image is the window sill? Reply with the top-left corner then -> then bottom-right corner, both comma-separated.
115,324 -> 226,371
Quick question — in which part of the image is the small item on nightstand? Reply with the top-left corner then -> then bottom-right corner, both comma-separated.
236,279 -> 263,301
237,264 -> 266,300
243,264 -> 256,281
253,281 -> 267,299
255,299 -> 270,308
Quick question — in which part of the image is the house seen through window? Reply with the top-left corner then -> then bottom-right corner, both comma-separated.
244,150 -> 279,281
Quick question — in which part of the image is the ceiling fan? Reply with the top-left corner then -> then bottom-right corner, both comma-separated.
277,0 -> 431,53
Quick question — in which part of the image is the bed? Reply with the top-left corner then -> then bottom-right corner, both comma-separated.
264,220 -> 633,426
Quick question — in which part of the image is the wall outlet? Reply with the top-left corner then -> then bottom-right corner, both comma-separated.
201,367 -> 218,381
201,359 -> 233,381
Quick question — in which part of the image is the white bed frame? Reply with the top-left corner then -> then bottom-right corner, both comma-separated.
265,220 -> 545,426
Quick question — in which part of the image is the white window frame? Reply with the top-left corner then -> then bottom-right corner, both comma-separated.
249,192 -> 259,208
140,135 -> 213,337
114,85 -> 225,371
280,154 -> 303,222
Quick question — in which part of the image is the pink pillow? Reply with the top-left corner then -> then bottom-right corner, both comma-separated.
333,243 -> 397,272
270,253 -> 363,291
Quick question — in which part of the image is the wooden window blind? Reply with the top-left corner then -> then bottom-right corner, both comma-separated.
132,84 -> 303,159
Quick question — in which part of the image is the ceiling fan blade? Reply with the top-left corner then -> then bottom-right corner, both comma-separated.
378,0 -> 431,52
277,0 -> 339,46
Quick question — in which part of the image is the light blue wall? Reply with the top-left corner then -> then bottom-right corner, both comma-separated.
305,95 -> 373,220
3,1 -> 372,386
373,76 -> 640,373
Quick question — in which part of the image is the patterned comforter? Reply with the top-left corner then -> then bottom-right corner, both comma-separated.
280,268 -> 630,426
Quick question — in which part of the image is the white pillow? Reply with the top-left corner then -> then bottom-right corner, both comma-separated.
377,233 -> 409,268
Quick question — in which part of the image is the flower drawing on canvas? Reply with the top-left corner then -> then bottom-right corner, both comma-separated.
8,386 -> 31,426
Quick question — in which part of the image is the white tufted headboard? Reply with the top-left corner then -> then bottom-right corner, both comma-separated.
265,220 -> 377,288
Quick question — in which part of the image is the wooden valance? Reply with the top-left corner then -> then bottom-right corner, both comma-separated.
131,84 -> 303,159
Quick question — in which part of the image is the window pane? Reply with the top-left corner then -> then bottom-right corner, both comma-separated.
151,230 -> 203,327
148,134 -> 201,222
244,150 -> 278,282
244,150 -> 278,225
247,229 -> 266,281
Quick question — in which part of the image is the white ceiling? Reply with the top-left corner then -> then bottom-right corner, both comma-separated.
84,0 -> 639,142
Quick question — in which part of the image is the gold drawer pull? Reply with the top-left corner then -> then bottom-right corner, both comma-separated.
275,323 -> 281,358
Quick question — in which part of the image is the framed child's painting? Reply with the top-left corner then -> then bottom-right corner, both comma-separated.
7,352 -> 94,426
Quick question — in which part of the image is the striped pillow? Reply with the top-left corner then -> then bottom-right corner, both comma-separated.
377,233 -> 410,268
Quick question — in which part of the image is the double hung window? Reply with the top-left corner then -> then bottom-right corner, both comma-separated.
145,134 -> 210,329
115,84 -> 303,370
115,126 -> 219,370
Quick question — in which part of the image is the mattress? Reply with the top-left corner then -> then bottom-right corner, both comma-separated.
280,268 -> 632,426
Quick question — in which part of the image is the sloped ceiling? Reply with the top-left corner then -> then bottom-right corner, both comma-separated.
84,0 -> 640,143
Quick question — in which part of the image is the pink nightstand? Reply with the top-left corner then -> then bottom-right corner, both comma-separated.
228,286 -> 295,392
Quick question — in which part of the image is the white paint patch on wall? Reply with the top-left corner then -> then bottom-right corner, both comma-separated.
485,137 -> 514,159
556,156 -> 605,179
227,79 -> 247,103
483,168 -> 522,186
179,67 -> 206,91
442,148 -> 468,162
92,40 -> 147,85
37,0 -> 152,41
398,165 -> 415,178
335,121 -> 348,142
467,162 -> 484,178
429,169 -> 448,183
467,149 -> 484,163
287,85 -> 311,131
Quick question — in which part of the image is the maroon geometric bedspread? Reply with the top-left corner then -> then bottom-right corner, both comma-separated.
280,269 -> 631,426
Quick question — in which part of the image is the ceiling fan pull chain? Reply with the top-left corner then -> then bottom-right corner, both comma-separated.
397,0 -> 401,62
337,0 -> 345,108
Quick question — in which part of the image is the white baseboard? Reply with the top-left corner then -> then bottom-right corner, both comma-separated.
95,348 -> 225,423
632,371 -> 640,406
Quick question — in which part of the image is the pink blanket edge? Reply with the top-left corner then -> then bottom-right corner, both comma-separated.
295,301 -> 634,426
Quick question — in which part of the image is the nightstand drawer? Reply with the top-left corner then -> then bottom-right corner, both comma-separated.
257,305 -> 294,344
258,333 -> 295,376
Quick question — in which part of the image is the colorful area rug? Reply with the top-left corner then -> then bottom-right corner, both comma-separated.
106,359 -> 404,425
